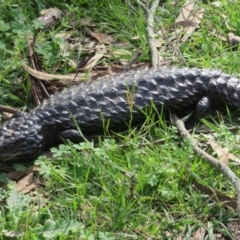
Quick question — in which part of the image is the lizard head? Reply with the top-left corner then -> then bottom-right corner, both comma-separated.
0,113 -> 44,162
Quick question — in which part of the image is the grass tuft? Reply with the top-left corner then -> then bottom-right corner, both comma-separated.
1,0 -> 240,238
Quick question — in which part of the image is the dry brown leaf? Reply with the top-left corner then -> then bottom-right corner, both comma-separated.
228,32 -> 240,48
168,20 -> 198,31
15,173 -> 34,192
207,140 -> 229,164
20,182 -> 37,194
23,63 -> 88,82
88,31 -> 108,43
175,0 -> 204,43
1,111 -> 14,121
5,164 -> 39,194
176,0 -> 195,22
78,43 -> 107,70
190,226 -> 206,240
155,0 -> 203,49
38,8 -> 64,29
87,29 -> 117,44
207,140 -> 240,165
227,153 -> 240,164
7,166 -> 36,180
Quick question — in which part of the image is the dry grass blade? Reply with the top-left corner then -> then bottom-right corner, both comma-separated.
22,63 -> 89,82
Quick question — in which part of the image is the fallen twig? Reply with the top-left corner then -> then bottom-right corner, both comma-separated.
171,113 -> 240,219
146,0 -> 160,67
0,105 -> 21,115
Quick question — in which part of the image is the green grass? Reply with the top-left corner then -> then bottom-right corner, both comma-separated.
1,0 -> 240,239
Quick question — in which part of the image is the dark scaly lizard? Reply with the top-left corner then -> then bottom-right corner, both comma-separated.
0,67 -> 240,162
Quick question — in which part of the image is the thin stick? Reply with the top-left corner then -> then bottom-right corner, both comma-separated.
0,105 -> 22,115
172,113 -> 240,218
146,0 -> 160,67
